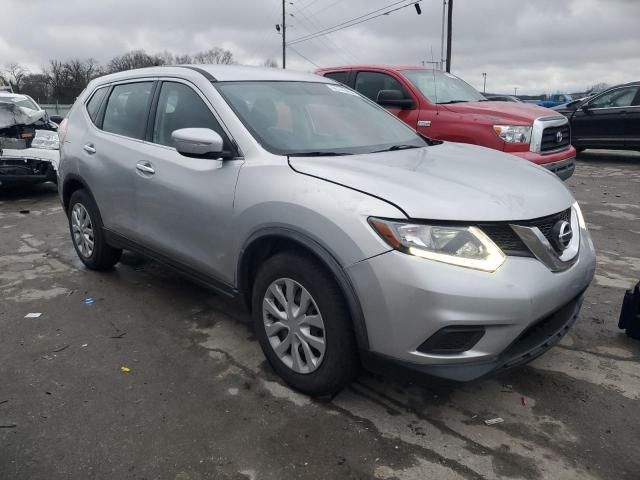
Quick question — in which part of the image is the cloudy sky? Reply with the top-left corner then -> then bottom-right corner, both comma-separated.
2,0 -> 639,94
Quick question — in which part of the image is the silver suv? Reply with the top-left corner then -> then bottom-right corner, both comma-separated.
59,66 -> 596,395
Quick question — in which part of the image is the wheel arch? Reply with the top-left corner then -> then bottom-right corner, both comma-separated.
237,227 -> 370,350
62,174 -> 92,213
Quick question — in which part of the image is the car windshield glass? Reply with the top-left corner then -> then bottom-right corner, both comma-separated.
0,96 -> 39,110
401,70 -> 486,104
215,81 -> 426,156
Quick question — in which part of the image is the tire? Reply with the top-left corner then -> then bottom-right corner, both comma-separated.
252,251 -> 360,396
68,189 -> 122,270
576,147 -> 586,154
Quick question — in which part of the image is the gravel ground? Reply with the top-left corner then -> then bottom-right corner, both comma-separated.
1,150 -> 639,480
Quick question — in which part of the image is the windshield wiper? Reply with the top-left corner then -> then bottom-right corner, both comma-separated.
437,100 -> 470,104
288,151 -> 352,157
374,144 -> 420,153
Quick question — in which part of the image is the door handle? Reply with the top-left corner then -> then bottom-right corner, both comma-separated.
83,144 -> 96,154
136,161 -> 155,175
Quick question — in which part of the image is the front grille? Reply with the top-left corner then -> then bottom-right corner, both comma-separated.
479,208 -> 571,257
479,224 -> 531,256
518,208 -> 571,245
540,124 -> 570,152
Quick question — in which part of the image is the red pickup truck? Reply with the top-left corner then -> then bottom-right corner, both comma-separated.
315,65 -> 576,180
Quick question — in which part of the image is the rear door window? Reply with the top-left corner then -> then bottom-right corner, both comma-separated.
354,71 -> 408,102
102,82 -> 154,140
85,87 -> 108,124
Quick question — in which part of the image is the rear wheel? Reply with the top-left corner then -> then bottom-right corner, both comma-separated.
252,252 -> 360,396
68,189 -> 122,270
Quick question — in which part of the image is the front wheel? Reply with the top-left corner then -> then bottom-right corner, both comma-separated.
68,189 -> 122,270
252,252 -> 360,396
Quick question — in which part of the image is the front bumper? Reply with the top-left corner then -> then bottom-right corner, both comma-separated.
346,227 -> 596,381
0,148 -> 59,187
511,146 -> 576,180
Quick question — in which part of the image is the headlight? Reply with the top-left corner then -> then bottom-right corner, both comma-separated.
369,218 -> 506,272
30,130 -> 60,150
493,125 -> 532,144
573,201 -> 587,229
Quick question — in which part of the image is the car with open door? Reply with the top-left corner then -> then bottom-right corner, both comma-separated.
553,81 -> 640,152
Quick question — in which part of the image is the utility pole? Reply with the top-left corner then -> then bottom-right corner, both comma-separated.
445,0 -> 453,72
440,0 -> 446,70
482,72 -> 487,93
282,0 -> 286,69
514,87 -> 518,96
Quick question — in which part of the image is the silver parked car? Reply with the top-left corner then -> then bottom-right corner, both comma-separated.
58,66 -> 596,395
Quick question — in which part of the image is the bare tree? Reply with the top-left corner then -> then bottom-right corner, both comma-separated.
587,82 -> 610,95
20,73 -> 50,102
44,60 -> 69,102
262,58 -> 279,68
156,50 -> 175,65
107,49 -> 164,73
2,62 -> 29,93
174,54 -> 193,64
192,48 -> 234,65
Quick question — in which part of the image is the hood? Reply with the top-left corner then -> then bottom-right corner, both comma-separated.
289,143 -> 574,222
441,101 -> 561,124
0,101 -> 46,129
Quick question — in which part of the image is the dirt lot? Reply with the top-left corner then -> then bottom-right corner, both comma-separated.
1,150 -> 639,480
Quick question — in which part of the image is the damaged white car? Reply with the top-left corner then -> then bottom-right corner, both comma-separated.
0,93 -> 60,187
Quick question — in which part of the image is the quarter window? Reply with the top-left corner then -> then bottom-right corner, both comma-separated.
354,71 -> 409,103
85,87 -> 108,124
102,82 -> 154,140
152,82 -> 226,148
323,71 -> 349,85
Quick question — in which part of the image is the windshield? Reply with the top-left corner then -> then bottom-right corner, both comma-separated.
215,81 -> 426,156
0,95 -> 39,110
402,70 -> 486,104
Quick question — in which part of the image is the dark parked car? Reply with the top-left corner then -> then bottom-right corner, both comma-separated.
553,82 -> 640,152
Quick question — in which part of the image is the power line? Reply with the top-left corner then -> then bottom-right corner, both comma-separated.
306,0 -> 341,17
290,3 -> 359,63
289,0 -> 421,46
287,44 -> 320,68
290,0 -> 412,44
295,0 -> 323,13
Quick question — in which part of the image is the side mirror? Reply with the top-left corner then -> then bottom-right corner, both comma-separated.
50,115 -> 65,124
172,128 -> 225,158
580,103 -> 591,113
376,89 -> 415,109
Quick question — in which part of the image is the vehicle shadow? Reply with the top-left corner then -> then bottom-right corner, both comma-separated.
577,149 -> 640,165
0,182 -> 59,200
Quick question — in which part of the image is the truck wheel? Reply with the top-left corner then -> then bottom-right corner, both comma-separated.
68,189 -> 122,270
252,252 -> 360,396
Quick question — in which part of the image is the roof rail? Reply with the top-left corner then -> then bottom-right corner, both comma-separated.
166,65 -> 217,82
